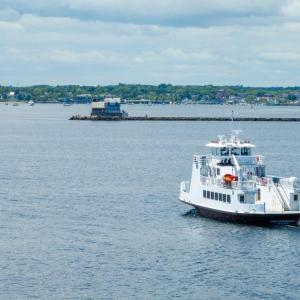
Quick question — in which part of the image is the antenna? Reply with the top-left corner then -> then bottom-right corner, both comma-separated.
230,110 -> 234,134
230,110 -> 242,142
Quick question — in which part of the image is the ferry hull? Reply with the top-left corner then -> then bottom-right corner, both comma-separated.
187,203 -> 300,226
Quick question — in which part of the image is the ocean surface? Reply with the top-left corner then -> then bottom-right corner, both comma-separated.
0,104 -> 300,299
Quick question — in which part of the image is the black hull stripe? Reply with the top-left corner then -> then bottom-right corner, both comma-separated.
186,203 -> 300,226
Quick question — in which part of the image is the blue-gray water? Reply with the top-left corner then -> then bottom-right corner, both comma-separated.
0,104 -> 300,299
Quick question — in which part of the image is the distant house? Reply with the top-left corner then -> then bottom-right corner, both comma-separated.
75,94 -> 92,103
7,91 -> 15,99
91,97 -> 128,117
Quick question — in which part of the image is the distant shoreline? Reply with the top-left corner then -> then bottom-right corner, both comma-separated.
1,84 -> 300,105
2,101 -> 300,107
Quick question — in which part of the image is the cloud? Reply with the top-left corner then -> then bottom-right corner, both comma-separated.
1,1 -> 300,86
0,0 -> 295,27
282,0 -> 300,18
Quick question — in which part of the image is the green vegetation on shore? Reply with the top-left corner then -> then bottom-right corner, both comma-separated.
1,84 -> 300,105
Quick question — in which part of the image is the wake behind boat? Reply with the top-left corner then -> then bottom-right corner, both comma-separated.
180,130 -> 300,226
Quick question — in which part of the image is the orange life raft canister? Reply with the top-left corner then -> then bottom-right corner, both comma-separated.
223,174 -> 237,183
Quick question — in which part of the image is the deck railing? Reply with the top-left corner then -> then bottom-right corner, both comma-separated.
200,176 -> 257,192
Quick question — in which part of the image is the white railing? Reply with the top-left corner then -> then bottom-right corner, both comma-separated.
200,175 -> 256,192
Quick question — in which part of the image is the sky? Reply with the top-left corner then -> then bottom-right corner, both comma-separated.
1,0 -> 300,86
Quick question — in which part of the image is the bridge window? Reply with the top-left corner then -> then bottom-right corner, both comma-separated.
241,147 -> 251,156
218,193 -> 222,201
215,193 -> 218,200
203,190 -> 206,198
231,147 -> 240,156
207,191 -> 211,199
220,148 -> 229,156
211,192 -> 215,199
222,194 -> 226,202
294,194 -> 298,201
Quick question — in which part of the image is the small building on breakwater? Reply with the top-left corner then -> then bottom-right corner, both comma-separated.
91,97 -> 128,117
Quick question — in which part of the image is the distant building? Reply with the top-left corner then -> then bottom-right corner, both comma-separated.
91,97 -> 128,117
216,90 -> 227,103
75,94 -> 92,103
7,91 -> 15,99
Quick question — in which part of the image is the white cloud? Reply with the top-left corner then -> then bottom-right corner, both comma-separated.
0,0 -> 293,26
282,0 -> 300,17
1,1 -> 300,86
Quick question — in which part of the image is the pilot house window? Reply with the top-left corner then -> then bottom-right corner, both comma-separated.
241,148 -> 251,156
220,148 -> 229,156
231,148 -> 240,156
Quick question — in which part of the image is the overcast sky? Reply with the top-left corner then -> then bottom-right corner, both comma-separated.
1,0 -> 300,86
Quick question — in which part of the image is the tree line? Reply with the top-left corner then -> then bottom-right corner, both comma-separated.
1,84 -> 300,103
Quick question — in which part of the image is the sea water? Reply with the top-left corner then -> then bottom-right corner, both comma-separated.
0,104 -> 299,299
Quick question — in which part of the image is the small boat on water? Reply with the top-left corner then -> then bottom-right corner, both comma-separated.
12,102 -> 19,106
28,100 -> 34,106
63,102 -> 72,106
180,130 -> 300,226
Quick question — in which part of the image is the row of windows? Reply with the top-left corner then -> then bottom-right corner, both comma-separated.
203,190 -> 231,203
211,147 -> 251,156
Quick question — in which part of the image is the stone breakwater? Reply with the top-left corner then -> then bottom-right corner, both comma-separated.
70,115 -> 300,121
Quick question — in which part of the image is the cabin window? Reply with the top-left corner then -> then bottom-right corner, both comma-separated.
218,193 -> 222,201
222,194 -> 226,202
227,195 -> 231,203
207,191 -> 211,199
294,194 -> 298,201
216,168 -> 220,175
203,190 -> 206,198
239,194 -> 245,203
231,147 -> 240,156
215,193 -> 218,200
257,189 -> 261,201
220,148 -> 229,156
241,147 -> 251,156
212,148 -> 216,155
215,149 -> 220,156
211,192 -> 215,199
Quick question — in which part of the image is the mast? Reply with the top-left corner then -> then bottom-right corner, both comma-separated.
230,110 -> 234,135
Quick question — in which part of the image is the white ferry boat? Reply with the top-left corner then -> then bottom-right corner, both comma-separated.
180,130 -> 300,225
